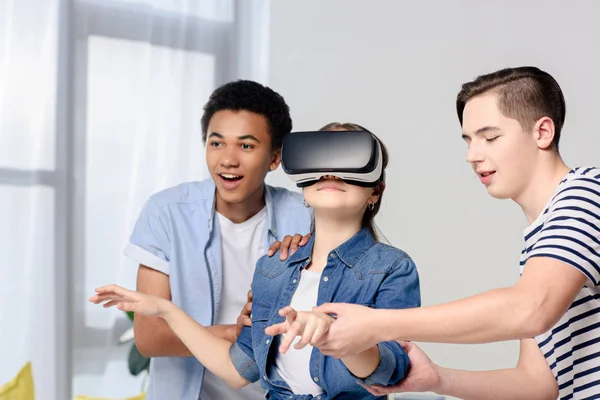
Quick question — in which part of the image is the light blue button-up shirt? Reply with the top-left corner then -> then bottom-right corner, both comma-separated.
124,178 -> 313,400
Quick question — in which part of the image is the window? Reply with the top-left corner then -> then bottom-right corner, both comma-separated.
0,0 -> 268,398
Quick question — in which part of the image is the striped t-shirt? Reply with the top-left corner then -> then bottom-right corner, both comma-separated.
520,166 -> 600,400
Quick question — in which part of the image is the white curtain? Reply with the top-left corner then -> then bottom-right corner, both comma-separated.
0,0 -> 270,398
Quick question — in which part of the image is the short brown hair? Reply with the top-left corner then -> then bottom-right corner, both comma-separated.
318,122 -> 388,242
456,67 -> 566,150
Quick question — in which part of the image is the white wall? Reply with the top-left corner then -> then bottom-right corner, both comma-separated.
267,0 -> 600,392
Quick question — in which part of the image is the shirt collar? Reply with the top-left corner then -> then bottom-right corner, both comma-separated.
263,185 -> 277,237
207,181 -> 276,236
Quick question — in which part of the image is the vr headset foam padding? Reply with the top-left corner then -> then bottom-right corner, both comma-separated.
281,130 -> 383,187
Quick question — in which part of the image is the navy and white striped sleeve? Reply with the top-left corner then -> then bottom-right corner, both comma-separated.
528,177 -> 600,285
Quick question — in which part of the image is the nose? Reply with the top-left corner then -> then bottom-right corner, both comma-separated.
220,147 -> 240,168
465,142 -> 484,165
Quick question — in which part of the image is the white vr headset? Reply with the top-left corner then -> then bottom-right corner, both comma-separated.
281,130 -> 384,188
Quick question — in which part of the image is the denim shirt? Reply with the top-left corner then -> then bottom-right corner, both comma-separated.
124,179 -> 313,400
230,227 -> 421,399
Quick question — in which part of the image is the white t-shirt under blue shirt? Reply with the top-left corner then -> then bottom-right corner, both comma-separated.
201,207 -> 268,400
275,268 -> 324,396
520,167 -> 600,400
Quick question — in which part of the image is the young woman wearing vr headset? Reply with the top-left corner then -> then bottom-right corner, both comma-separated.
89,122 -> 421,399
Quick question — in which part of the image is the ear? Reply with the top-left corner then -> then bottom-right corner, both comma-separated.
368,194 -> 380,206
533,116 -> 555,150
269,149 -> 282,171
368,185 -> 382,205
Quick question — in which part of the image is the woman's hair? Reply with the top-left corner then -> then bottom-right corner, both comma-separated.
318,122 -> 388,242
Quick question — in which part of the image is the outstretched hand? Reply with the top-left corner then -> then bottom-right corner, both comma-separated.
266,233 -> 312,260
264,306 -> 334,354
309,302 -> 381,358
89,284 -> 171,317
359,341 -> 441,396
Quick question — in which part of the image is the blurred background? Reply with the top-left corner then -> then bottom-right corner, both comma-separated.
1,0 -> 599,399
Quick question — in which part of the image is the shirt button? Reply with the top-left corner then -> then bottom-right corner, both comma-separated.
266,339 -> 270,344
313,376 -> 319,382
264,375 -> 267,380
323,276 -> 329,282
292,279 -> 297,284
329,252 -> 335,258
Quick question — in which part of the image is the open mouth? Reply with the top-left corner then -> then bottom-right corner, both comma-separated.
219,173 -> 243,182
478,171 -> 496,184
218,173 -> 244,189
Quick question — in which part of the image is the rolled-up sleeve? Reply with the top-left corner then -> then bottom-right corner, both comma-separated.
229,326 -> 260,383
123,196 -> 171,275
354,342 -> 409,386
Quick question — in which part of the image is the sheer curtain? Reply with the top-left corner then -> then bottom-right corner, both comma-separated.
0,0 -> 270,398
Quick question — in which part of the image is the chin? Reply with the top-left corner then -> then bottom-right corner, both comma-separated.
485,185 -> 513,200
310,197 -> 346,208
216,189 -> 248,204
313,202 -> 363,218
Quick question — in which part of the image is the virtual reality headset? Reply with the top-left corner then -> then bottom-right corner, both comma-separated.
281,130 -> 384,188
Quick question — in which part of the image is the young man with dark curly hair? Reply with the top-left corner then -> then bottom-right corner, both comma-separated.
123,80 -> 312,400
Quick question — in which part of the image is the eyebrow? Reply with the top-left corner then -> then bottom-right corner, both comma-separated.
461,126 -> 501,140
238,134 -> 260,142
207,132 -> 261,142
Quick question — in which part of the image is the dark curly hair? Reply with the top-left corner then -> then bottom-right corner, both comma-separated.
200,80 -> 292,149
